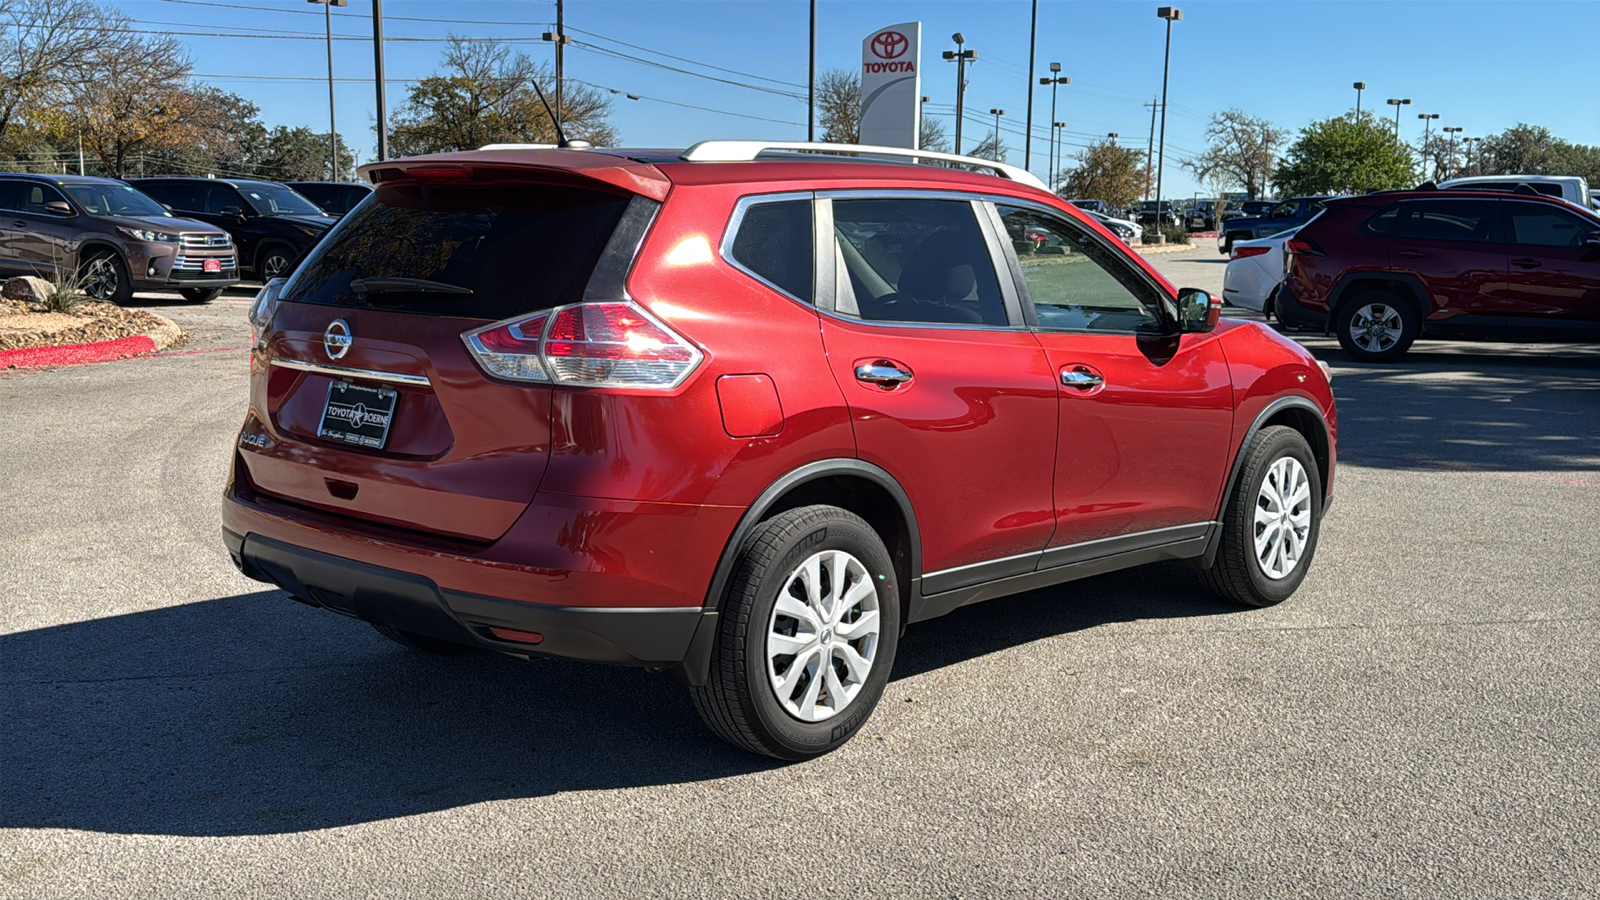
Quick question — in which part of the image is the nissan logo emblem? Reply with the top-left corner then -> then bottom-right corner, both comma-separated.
323,319 -> 352,360
870,31 -> 908,60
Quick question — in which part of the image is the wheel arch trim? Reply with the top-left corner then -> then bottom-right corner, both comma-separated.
1324,271 -> 1430,332
1203,395 -> 1331,566
674,457 -> 921,687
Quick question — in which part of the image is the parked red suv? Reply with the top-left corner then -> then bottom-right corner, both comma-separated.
223,142 -> 1337,759
1276,188 -> 1600,361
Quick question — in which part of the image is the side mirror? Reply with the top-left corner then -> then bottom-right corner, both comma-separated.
1584,232 -> 1600,248
1176,288 -> 1221,334
43,200 -> 73,216
220,205 -> 244,217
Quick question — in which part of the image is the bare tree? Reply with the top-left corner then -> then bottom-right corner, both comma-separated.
389,36 -> 615,155
919,115 -> 949,153
816,69 -> 860,143
967,131 -> 1008,163
1182,109 -> 1287,200
0,0 -> 125,148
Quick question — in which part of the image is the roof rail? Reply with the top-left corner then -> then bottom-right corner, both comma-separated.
478,143 -> 559,151
680,140 -> 1051,192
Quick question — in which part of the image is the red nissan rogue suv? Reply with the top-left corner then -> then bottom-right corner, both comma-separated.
224,141 -> 1337,760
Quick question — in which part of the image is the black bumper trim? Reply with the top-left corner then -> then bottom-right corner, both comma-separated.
231,530 -> 703,667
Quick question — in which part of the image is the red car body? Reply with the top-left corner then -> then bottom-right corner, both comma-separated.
223,147 -> 1335,694
1276,188 -> 1600,360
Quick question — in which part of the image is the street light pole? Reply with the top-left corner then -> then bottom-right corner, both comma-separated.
1386,97 -> 1411,136
1155,7 -> 1182,240
372,0 -> 387,160
1025,0 -> 1037,168
1417,112 -> 1439,143
308,0 -> 347,180
1039,63 -> 1067,190
942,34 -> 977,154
1353,81 -> 1366,116
990,108 -> 1005,153
1053,122 -> 1066,192
1442,126 -> 1463,178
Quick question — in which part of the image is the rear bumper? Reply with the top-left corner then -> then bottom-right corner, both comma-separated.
1273,284 -> 1328,330
226,528 -> 708,666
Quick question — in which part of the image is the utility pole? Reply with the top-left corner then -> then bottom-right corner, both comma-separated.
308,1 -> 346,179
808,0 -> 816,141
1143,96 -> 1158,201
373,0 -> 387,160
1155,7 -> 1182,240
942,34 -> 976,154
1025,0 -> 1037,169
541,0 -> 573,135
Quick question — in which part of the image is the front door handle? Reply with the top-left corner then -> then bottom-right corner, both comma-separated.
1061,366 -> 1105,391
1396,248 -> 1424,258
11,220 -> 25,228
1511,257 -> 1542,269
855,360 -> 913,389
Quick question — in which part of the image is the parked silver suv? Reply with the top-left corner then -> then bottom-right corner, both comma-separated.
0,173 -> 240,304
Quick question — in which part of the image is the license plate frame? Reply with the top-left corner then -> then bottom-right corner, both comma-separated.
202,258 -> 222,274
318,380 -> 399,450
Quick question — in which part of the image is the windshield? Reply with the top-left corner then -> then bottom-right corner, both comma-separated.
236,182 -> 325,216
62,182 -> 171,218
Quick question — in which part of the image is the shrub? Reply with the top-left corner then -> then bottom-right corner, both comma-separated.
1140,225 -> 1192,245
43,268 -> 89,313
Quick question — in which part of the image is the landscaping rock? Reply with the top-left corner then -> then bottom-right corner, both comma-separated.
2,276 -> 51,305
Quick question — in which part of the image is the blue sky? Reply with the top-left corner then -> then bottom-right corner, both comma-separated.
120,0 -> 1600,196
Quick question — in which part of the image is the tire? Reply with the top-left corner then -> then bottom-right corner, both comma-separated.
256,243 -> 295,282
1200,425 -> 1322,608
179,287 -> 224,304
1221,233 -> 1243,256
370,622 -> 473,655
79,251 -> 132,305
691,505 -> 900,761
1335,290 -> 1418,362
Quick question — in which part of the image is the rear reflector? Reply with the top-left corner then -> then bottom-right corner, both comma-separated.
464,301 -> 702,389
1231,245 -> 1271,259
489,627 -> 544,644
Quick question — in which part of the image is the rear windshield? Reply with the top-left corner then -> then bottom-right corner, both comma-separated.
282,182 -> 631,319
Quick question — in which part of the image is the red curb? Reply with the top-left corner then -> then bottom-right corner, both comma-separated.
0,334 -> 158,369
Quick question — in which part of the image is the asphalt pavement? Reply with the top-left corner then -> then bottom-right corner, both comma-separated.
2,261 -> 1597,898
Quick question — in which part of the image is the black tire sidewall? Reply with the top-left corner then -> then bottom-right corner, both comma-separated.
1336,291 -> 1417,362
737,512 -> 900,758
81,251 -> 131,305
1234,428 -> 1322,604
180,287 -> 224,304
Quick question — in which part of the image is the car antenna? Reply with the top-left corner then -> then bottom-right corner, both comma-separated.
529,77 -> 591,150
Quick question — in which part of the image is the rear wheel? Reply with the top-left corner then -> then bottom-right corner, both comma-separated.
1221,233 -> 1244,256
179,287 -> 224,303
1335,291 -> 1418,362
371,622 -> 473,655
691,505 -> 900,760
1200,426 -> 1322,607
79,251 -> 132,305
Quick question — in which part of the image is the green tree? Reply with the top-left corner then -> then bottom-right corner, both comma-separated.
1056,139 -> 1149,208
252,126 -> 357,181
389,36 -> 615,155
1471,123 -> 1600,183
1274,113 -> 1417,196
1182,109 -> 1286,200
0,0 -> 126,148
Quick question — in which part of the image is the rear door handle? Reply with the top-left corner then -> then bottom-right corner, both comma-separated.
1061,366 -> 1105,391
854,360 -> 913,389
1511,257 -> 1542,269
11,220 -> 25,228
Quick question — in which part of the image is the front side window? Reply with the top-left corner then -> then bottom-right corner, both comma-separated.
998,205 -> 1164,333
205,185 -> 247,215
63,182 -> 172,218
727,198 -> 813,303
830,197 -> 1007,326
1399,199 -> 1497,243
18,183 -> 69,216
1505,202 -> 1595,248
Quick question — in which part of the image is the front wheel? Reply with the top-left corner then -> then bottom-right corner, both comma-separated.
1335,291 -> 1418,362
257,244 -> 295,282
691,505 -> 900,760
79,251 -> 132,305
1200,426 -> 1322,607
179,287 -> 224,303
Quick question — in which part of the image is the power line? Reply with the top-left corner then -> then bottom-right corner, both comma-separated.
566,26 -> 806,91
145,0 -> 555,27
569,79 -> 804,127
573,41 -> 806,101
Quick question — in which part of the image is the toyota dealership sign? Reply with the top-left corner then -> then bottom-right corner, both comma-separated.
860,22 -> 920,150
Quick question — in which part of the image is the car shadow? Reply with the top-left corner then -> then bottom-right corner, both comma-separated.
0,565 -> 1234,837
125,286 -> 258,308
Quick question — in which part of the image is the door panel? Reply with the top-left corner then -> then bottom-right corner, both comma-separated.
994,203 -> 1234,547
1387,198 -> 1506,319
820,196 -> 1058,579
1496,201 -> 1600,322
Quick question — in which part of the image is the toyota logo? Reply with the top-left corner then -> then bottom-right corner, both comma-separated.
870,30 -> 908,60
323,319 -> 352,360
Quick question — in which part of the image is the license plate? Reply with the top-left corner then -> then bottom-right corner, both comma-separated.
203,259 -> 222,273
318,381 -> 398,449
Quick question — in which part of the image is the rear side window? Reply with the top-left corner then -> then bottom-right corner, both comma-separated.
140,181 -> 203,212
728,198 -> 813,302
1362,206 -> 1400,235
1398,200 -> 1497,243
1505,202 -> 1594,248
282,182 -> 633,320
830,197 -> 1007,326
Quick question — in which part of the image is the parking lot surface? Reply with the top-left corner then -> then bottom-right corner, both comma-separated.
3,258 -> 1597,898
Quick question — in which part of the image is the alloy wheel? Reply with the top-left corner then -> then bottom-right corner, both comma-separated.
1254,456 -> 1313,580
1349,302 -> 1403,354
766,549 -> 881,723
82,258 -> 118,300
262,253 -> 290,280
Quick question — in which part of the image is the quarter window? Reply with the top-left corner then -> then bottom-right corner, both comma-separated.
998,206 -> 1163,332
830,198 -> 1008,326
728,198 -> 813,302
1505,203 -> 1593,248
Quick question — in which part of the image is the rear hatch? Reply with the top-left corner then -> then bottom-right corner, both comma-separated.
242,153 -> 667,542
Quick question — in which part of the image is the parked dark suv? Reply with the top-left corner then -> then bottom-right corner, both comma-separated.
225,143 -> 1336,760
285,181 -> 373,217
129,177 -> 336,282
1220,197 -> 1330,254
1277,188 -> 1600,360
0,173 -> 238,303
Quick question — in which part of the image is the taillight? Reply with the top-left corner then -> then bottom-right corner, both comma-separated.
1231,245 -> 1271,260
463,301 -> 702,389
1286,239 -> 1324,257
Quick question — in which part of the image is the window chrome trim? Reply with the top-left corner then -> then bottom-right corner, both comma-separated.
270,358 -> 431,388
718,190 -> 817,307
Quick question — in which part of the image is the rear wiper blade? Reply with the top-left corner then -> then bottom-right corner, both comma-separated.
349,277 -> 472,298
